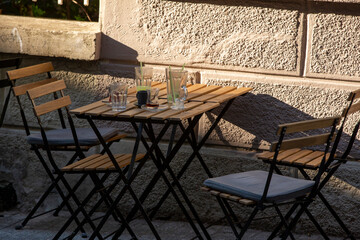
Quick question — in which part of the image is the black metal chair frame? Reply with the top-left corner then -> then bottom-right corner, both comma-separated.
6,63 -> 122,234
207,115 -> 341,240
25,80 -> 136,240
269,92 -> 360,240
0,57 -> 22,128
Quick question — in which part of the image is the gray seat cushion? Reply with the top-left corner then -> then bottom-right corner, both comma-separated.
27,128 -> 119,146
203,170 -> 315,203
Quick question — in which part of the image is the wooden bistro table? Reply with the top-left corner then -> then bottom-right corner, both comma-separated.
69,81 -> 252,239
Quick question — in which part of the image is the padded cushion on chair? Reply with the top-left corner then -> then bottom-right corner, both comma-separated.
203,170 -> 315,203
27,128 -> 119,146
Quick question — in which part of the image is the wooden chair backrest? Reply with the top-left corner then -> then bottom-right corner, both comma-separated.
27,80 -> 71,117
271,116 -> 340,152
5,62 -> 66,135
7,62 -> 56,97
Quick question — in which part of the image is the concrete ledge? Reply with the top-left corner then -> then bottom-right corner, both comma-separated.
0,15 -> 100,60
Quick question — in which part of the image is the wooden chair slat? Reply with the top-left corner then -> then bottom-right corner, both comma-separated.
61,154 -> 102,171
257,151 -> 276,160
191,86 -> 237,102
27,80 -> 66,99
81,154 -> 127,171
73,154 -> 117,171
169,102 -> 220,121
210,190 -> 220,196
276,148 -> 302,161
105,133 -> 127,143
70,98 -> 107,114
271,133 -> 331,152
151,102 -> 203,120
34,96 -> 71,116
344,102 -> 360,116
303,153 -> 331,169
187,85 -> 222,100
276,117 -> 340,135
280,149 -> 314,164
239,199 -> 255,206
292,151 -> 325,166
348,89 -> 360,100
7,62 -> 53,80
12,78 -> 58,96
207,87 -> 252,103
96,153 -> 145,171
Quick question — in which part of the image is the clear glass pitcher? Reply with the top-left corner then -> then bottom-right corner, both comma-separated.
166,68 -> 188,109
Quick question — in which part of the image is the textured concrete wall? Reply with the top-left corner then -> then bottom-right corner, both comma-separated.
101,0 -> 303,75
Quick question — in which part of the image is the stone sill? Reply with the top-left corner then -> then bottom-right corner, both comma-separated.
0,15 -> 101,60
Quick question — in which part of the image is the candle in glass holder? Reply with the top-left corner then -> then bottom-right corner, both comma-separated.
84,0 -> 89,6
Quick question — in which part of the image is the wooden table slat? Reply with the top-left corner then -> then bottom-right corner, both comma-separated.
191,86 -> 237,102
208,87 -> 252,103
151,102 -> 203,120
86,105 -> 113,116
169,102 -> 220,121
117,108 -> 146,118
134,99 -> 169,119
70,98 -> 107,114
101,103 -> 138,117
187,85 -> 222,100
187,84 -> 207,93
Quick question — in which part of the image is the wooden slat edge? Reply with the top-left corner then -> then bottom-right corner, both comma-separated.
27,80 -> 66,99
12,78 -> 58,96
7,62 -> 53,80
34,96 -> 71,116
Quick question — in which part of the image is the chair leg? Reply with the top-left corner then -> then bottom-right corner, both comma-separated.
281,202 -> 310,240
238,207 -> 259,239
216,196 -> 241,239
317,192 -> 355,240
269,203 -> 299,240
303,207 -> 329,240
274,205 -> 296,240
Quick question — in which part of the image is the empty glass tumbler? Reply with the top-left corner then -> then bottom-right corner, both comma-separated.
166,68 -> 188,109
109,82 -> 128,111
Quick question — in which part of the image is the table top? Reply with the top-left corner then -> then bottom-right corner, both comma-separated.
70,82 -> 252,122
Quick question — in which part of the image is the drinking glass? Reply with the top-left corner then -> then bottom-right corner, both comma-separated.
135,66 -> 153,106
109,82 -> 127,111
166,68 -> 188,109
146,88 -> 160,109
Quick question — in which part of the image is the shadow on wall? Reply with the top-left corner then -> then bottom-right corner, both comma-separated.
100,34 -> 139,63
205,92 -> 359,156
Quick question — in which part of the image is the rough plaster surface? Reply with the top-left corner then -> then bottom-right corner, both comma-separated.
308,14 -> 360,79
101,0 -> 301,74
0,15 -> 100,60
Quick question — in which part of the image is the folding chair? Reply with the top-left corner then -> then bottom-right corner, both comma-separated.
202,116 -> 341,239
0,57 -> 22,127
25,80 -> 160,239
6,62 -> 126,232
258,90 -> 360,240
